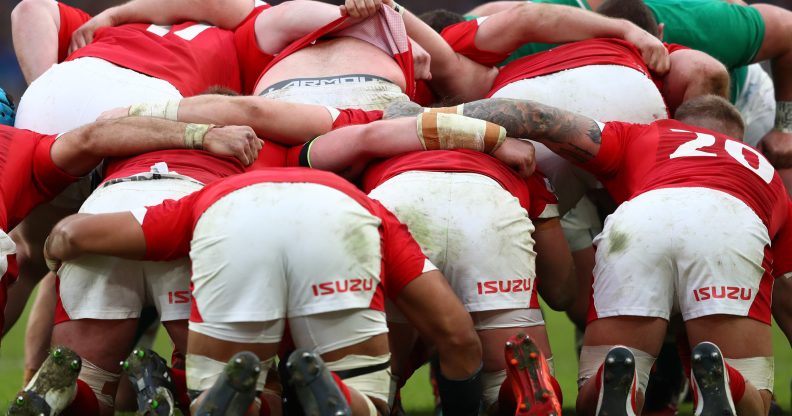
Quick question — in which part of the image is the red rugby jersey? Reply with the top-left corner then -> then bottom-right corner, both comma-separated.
58,3 -> 242,96
583,119 -> 792,278
0,126 -> 79,232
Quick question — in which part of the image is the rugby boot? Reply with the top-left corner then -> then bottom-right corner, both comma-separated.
690,342 -> 736,416
596,346 -> 638,416
123,348 -> 179,416
503,333 -> 561,416
7,346 -> 81,416
285,349 -> 352,416
193,351 -> 261,416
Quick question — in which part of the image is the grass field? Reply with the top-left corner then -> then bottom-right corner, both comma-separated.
1,297 -> 790,415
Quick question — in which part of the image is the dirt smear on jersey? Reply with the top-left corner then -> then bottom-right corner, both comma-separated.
607,229 -> 630,255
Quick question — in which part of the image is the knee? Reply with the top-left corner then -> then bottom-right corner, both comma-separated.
436,323 -> 482,361
11,0 -> 58,27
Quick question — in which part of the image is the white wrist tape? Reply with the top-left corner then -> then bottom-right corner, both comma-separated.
774,101 -> 792,133
184,123 -> 213,150
417,112 -> 506,153
128,100 -> 181,120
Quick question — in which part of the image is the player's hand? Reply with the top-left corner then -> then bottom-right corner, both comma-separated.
624,24 -> 670,75
759,130 -> 792,168
43,235 -> 62,273
412,39 -> 432,81
68,11 -> 117,56
97,107 -> 131,120
341,0 -> 382,18
492,138 -> 536,178
203,125 -> 264,166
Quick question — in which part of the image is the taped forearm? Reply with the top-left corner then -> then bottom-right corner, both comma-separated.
417,113 -> 506,153
775,101 -> 792,133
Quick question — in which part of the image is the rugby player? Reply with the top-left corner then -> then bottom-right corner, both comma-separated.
0,116 -> 259,338
423,95 -> 788,415
56,0 -> 429,111
464,0 -> 792,169
9,0 -> 344,383
43,168 -> 483,416
361,146 -> 572,415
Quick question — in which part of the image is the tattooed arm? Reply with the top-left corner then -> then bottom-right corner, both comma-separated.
440,98 -> 602,163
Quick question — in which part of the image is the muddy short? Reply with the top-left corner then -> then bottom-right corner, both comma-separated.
590,187 -> 773,324
369,171 -> 541,322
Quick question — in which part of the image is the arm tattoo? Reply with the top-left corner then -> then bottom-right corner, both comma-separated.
383,101 -> 424,119
461,98 -> 601,162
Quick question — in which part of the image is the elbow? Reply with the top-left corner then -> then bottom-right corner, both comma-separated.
697,61 -> 730,100
48,217 -> 83,262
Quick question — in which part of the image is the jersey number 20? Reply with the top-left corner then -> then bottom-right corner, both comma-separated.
669,129 -> 774,184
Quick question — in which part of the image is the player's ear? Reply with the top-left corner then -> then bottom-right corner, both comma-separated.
657,22 -> 665,40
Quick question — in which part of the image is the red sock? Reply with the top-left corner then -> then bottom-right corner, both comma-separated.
497,372 -> 517,412
257,393 -> 271,416
593,362 -> 605,393
170,368 -> 191,414
549,375 -> 563,405
725,362 -> 746,403
61,379 -> 100,416
593,362 -> 636,413
331,372 -> 353,404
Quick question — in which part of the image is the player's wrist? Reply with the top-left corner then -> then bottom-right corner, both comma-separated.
774,101 -> 792,133
128,100 -> 181,120
184,123 -> 214,150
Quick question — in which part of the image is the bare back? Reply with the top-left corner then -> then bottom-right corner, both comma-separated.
254,37 -> 407,95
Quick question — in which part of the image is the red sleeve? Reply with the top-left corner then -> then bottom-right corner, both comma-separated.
57,2 -> 91,62
525,171 -> 559,220
376,201 -> 431,299
664,42 -> 689,54
580,121 -> 628,179
140,193 -> 200,261
233,3 -> 274,94
440,19 -> 510,66
772,199 -> 792,278
32,134 -> 80,200
332,109 -> 384,129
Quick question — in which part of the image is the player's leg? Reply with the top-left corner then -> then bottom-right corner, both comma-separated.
669,186 -> 775,415
289,314 -> 392,414
21,273 -> 56,383
186,183 -> 296,415
52,318 -> 137,416
685,317 -> 771,415
575,189 -> 686,415
187,329 -> 280,415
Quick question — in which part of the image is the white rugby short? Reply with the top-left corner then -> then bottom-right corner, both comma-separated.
491,64 -> 668,216
15,57 -> 183,209
57,176 -> 202,323
591,187 -> 772,323
188,183 -> 386,325
561,196 -> 603,252
258,76 -> 408,111
735,63 -> 775,148
15,57 -> 182,134
369,171 -> 542,328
